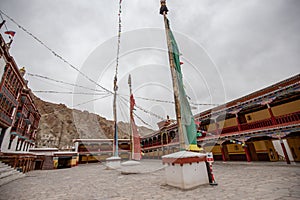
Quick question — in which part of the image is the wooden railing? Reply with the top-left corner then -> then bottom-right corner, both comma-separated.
143,111 -> 300,145
29,112 -> 35,124
240,118 -> 273,130
0,110 -> 13,126
2,85 -> 18,105
220,126 -> 239,134
0,153 -> 37,173
142,136 -> 179,148
276,111 -> 300,124
206,111 -> 300,137
33,119 -> 39,129
18,105 -> 29,117
11,126 -> 23,135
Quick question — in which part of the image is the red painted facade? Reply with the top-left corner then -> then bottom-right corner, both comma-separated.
141,74 -> 300,163
0,33 -> 40,153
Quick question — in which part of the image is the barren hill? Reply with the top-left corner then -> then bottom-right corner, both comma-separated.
32,96 -> 154,149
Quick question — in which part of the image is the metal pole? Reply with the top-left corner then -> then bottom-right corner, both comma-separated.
113,76 -> 118,157
162,13 -> 186,151
279,136 -> 291,164
128,74 -> 134,159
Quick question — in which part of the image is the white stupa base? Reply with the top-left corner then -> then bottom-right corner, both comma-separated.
106,156 -> 121,169
121,160 -> 141,166
162,151 -> 209,190
120,160 -> 141,174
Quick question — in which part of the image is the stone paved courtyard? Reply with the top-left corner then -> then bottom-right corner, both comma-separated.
0,160 -> 299,200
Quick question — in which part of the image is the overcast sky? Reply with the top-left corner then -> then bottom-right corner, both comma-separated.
1,0 -> 299,130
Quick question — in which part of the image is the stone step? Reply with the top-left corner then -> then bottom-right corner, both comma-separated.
0,169 -> 19,179
0,162 -> 9,168
0,165 -> 11,173
0,161 -> 26,186
0,172 -> 25,186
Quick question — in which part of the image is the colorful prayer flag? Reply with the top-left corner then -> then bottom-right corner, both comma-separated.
130,94 -> 135,111
167,19 -> 198,148
5,31 -> 16,37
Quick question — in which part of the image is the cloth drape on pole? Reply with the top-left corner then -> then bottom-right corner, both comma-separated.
112,0 -> 123,157
166,18 -> 199,150
130,93 -> 141,160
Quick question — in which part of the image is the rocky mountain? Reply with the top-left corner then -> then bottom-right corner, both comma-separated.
32,96 -> 154,149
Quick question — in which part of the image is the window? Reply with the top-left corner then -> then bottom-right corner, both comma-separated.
26,143 -> 30,151
8,139 -> 13,149
19,140 -> 24,151
5,68 -> 11,83
0,97 -> 5,108
15,139 -> 19,151
23,142 -> 27,151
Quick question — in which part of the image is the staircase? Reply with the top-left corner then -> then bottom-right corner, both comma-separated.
0,161 -> 25,186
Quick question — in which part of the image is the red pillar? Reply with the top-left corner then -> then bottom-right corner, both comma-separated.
215,119 -> 220,135
280,139 -> 291,164
221,145 -> 227,162
244,146 -> 251,162
267,103 -> 277,125
235,113 -> 242,131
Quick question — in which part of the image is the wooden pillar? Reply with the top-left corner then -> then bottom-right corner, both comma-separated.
214,119 -> 220,135
28,159 -> 31,172
29,159 -> 32,171
221,145 -> 227,162
27,158 -> 31,172
23,158 -> 27,173
23,158 -> 26,173
27,158 -> 30,172
247,142 -> 258,161
20,158 -> 24,172
31,158 -> 34,171
244,146 -> 251,162
26,158 -> 29,172
13,156 -> 18,169
41,159 -> 44,170
33,158 -> 35,170
266,103 -> 277,125
280,139 -> 291,164
235,113 -> 242,131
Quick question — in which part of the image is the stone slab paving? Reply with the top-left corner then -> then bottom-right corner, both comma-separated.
0,160 -> 299,200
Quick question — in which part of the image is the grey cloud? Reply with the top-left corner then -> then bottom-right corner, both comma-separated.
0,0 -> 299,128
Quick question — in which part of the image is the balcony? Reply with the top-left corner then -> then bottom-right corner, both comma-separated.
1,85 -> 18,105
276,111 -> 300,124
28,113 -> 35,124
11,127 -> 23,135
240,118 -> 273,130
33,120 -> 39,129
12,119 -> 26,135
18,105 -> 29,117
220,126 -> 239,134
209,111 -> 300,137
0,110 -> 13,127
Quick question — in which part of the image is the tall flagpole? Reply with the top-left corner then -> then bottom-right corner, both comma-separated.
160,0 -> 186,151
128,75 -> 141,160
160,1 -> 215,189
113,76 -> 118,157
105,0 -> 122,168
128,74 -> 133,159
112,0 -> 123,157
